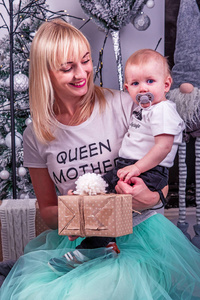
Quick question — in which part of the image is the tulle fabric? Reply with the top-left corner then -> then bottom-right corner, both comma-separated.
1,214 -> 200,300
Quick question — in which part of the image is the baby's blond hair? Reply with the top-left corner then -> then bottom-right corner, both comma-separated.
124,49 -> 171,84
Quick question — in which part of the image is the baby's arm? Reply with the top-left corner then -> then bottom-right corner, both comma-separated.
117,134 -> 174,183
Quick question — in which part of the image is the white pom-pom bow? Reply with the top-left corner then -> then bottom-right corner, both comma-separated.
73,173 -> 108,196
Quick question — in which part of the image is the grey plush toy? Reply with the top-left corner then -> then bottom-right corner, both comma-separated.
167,0 -> 200,248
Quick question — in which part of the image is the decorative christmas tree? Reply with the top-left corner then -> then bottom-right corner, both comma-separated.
0,0 -> 85,199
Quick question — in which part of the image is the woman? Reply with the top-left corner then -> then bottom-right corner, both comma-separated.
1,19 -> 200,300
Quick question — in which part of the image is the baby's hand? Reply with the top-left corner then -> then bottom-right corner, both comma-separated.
117,165 -> 141,183
67,189 -> 74,195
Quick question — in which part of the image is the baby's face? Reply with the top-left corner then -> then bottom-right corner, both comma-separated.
124,60 -> 171,107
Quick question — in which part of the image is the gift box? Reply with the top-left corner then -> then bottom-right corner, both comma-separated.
58,194 -> 133,237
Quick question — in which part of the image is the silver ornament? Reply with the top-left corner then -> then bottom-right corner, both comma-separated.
25,117 -> 32,126
132,12 -> 151,31
18,166 -> 27,177
5,72 -> 29,92
14,72 -> 29,92
0,169 -> 9,180
3,100 -> 10,111
5,132 -> 23,148
146,0 -> 155,9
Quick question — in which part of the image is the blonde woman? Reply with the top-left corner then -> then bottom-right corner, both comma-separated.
1,19 -> 200,300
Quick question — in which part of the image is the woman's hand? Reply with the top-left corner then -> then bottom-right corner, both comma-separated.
68,236 -> 79,241
115,177 -> 168,211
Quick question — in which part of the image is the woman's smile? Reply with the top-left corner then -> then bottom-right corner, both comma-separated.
70,79 -> 86,88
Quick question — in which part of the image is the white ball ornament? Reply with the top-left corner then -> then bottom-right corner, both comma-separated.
146,0 -> 155,9
14,72 -> 29,92
0,169 -> 9,180
5,72 -> 29,92
5,132 -> 23,148
3,100 -> 10,111
18,166 -> 27,177
20,193 -> 26,199
25,117 -> 32,126
20,192 -> 29,199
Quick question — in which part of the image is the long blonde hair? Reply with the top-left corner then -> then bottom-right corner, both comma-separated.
29,18 -> 105,143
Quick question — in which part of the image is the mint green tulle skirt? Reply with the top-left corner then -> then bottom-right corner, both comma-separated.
1,213 -> 200,300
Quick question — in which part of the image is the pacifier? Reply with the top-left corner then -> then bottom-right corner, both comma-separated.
136,92 -> 154,108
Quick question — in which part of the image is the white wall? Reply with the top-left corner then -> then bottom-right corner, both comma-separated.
47,0 -> 165,90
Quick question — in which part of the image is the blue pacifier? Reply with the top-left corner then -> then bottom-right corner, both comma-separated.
136,92 -> 154,108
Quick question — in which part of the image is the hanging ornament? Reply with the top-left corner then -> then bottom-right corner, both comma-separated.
20,193 -> 26,199
25,117 -> 32,126
20,192 -> 29,199
5,72 -> 29,92
3,100 -> 10,111
5,131 -> 23,148
13,72 -> 29,92
0,169 -> 9,180
132,12 -> 151,31
18,166 -> 27,177
146,0 -> 155,9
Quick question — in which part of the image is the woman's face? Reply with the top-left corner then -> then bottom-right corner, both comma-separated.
49,44 -> 93,103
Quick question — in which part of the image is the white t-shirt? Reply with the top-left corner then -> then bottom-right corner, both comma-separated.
119,100 -> 185,167
23,89 -> 135,195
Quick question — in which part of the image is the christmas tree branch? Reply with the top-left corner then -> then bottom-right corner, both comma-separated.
0,0 -> 9,16
0,13 -> 9,32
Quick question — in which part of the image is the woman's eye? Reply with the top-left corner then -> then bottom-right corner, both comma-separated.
60,67 -> 72,73
82,59 -> 90,64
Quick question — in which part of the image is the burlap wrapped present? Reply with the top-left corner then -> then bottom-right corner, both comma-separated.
58,194 -> 133,237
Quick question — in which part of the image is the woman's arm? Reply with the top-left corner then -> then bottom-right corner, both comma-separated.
29,168 -> 58,229
115,176 -> 168,211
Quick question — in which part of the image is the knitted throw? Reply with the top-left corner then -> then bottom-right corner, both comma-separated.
0,199 -> 36,260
